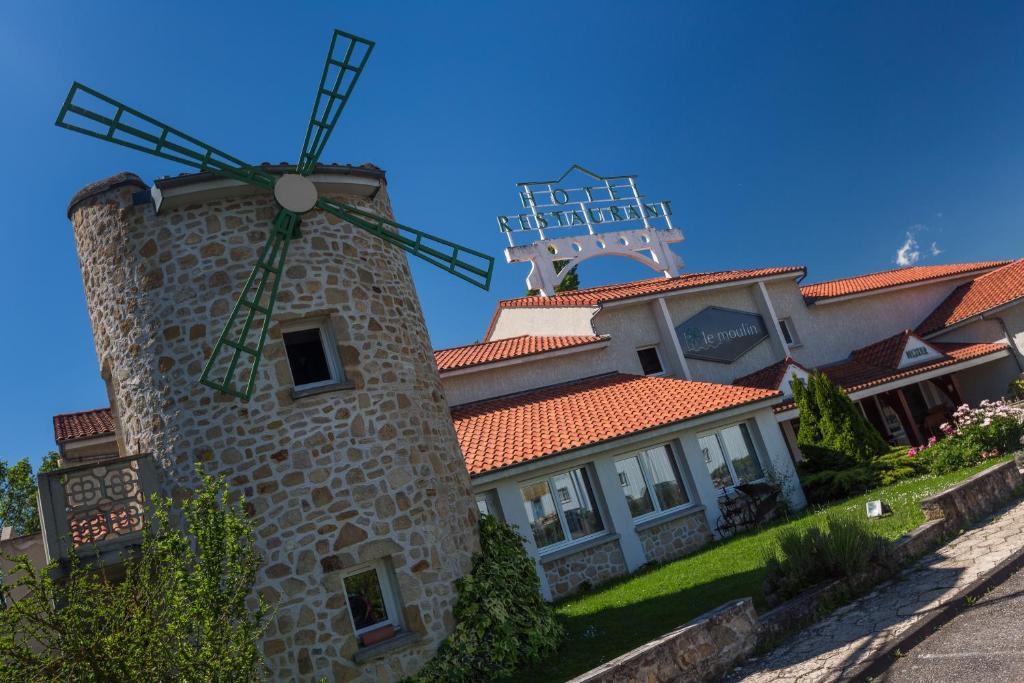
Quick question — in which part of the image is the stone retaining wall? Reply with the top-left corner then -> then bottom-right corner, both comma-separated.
567,599 -> 758,683
919,459 -> 1023,533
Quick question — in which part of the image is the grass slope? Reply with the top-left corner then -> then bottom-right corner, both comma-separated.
510,456 -> 1012,683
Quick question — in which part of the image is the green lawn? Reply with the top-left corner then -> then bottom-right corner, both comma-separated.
510,456 -> 1013,683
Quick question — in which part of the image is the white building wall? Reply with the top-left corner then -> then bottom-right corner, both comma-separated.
590,303 -> 677,377
954,355 -> 1021,405
469,404 -> 804,599
766,276 -> 981,368
487,306 -> 597,340
660,285 -> 784,385
441,346 -> 618,406
931,318 -> 1005,345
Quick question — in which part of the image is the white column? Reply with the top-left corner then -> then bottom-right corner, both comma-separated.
590,455 -> 647,572
752,409 -> 807,511
653,297 -> 692,379
678,432 -> 725,537
754,281 -> 788,361
493,481 -> 553,601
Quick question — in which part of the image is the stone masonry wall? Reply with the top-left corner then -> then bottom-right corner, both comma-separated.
542,537 -> 628,600
637,509 -> 712,565
67,172 -> 478,682
567,599 -> 758,683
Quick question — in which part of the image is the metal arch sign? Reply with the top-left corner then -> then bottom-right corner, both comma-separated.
497,164 -> 675,245
675,307 -> 769,363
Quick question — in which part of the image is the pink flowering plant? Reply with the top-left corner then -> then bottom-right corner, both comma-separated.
918,400 -> 1024,475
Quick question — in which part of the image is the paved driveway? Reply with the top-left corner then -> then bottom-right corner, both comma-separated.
728,499 -> 1024,682
882,563 -> 1024,682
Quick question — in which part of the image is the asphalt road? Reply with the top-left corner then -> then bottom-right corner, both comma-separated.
882,562 -> 1024,682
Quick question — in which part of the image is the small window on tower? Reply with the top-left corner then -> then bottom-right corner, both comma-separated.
282,322 -> 344,390
637,346 -> 664,375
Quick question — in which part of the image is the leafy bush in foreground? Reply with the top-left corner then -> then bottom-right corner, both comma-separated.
762,510 -> 890,603
409,514 -> 564,682
0,467 -> 268,682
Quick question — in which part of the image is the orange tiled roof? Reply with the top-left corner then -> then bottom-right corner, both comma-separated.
452,373 -> 780,476
733,357 -> 809,391
800,262 -> 1009,301
848,330 -> 920,369
496,267 -> 805,310
917,259 -> 1024,334
53,408 -> 114,444
823,341 -> 1007,392
435,335 -> 607,372
765,340 -> 1008,412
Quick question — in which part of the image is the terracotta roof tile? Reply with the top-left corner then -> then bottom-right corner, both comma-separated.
496,267 -> 805,310
917,259 -> 1024,334
53,408 -> 114,444
848,330 -> 915,369
733,357 -> 809,390
452,373 -> 780,476
435,335 -> 607,372
771,341 -> 1008,412
800,262 -> 1009,301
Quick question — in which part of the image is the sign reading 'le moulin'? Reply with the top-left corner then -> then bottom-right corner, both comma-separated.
675,307 -> 769,364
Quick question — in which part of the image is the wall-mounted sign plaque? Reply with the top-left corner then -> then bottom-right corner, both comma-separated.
675,307 -> 769,363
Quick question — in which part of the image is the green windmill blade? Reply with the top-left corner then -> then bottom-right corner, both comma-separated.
56,82 -> 276,190
317,198 -> 495,290
296,30 -> 375,176
199,209 -> 302,399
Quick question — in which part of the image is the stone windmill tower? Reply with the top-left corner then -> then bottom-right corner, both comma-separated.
58,30 -> 491,682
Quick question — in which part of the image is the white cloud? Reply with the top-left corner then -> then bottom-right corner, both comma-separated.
930,241 -> 942,256
896,232 -> 921,267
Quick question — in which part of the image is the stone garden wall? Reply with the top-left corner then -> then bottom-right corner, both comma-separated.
542,537 -> 628,600
67,170 -> 478,682
637,508 -> 711,565
567,599 -> 758,683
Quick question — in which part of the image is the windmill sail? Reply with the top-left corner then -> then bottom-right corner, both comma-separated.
200,209 -> 301,399
297,30 -> 375,175
56,83 -> 275,189
317,199 -> 494,289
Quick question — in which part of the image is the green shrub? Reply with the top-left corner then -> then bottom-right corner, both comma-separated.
793,372 -> 890,503
409,514 -> 564,682
793,372 -> 889,469
0,467 -> 268,682
922,437 -> 982,474
1009,379 -> 1024,401
799,465 -> 878,504
763,510 -> 889,603
873,448 -> 930,485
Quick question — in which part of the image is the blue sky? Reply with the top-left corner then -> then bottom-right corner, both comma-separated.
2,2 -> 1023,465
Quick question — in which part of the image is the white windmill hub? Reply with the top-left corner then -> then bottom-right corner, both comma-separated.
274,173 -> 319,213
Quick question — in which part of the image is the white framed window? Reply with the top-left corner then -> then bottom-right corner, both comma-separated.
342,560 -> 402,642
615,444 -> 692,521
698,422 -> 766,490
636,346 -> 665,375
520,466 -> 605,552
778,318 -> 801,348
282,319 -> 345,390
